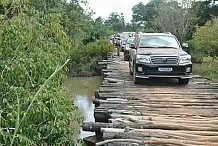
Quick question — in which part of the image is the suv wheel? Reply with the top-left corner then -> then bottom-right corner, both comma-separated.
178,78 -> 189,85
130,69 -> 133,75
129,61 -> 133,75
133,66 -> 140,84
124,55 -> 128,61
124,51 -> 128,61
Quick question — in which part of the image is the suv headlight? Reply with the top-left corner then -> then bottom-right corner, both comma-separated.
179,55 -> 192,64
136,55 -> 151,63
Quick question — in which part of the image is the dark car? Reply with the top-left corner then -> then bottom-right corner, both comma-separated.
129,33 -> 192,84
124,37 -> 135,61
120,32 -> 135,51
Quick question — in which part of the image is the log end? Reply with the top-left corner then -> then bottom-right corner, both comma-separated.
83,135 -> 103,146
95,90 -> 100,98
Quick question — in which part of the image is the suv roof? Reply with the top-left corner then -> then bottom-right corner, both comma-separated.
137,32 -> 174,36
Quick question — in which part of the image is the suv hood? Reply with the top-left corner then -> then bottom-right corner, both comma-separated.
137,48 -> 188,56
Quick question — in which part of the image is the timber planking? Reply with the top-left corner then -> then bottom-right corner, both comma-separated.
83,53 -> 218,146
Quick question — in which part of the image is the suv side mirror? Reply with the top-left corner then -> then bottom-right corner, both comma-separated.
130,43 -> 136,49
182,43 -> 188,48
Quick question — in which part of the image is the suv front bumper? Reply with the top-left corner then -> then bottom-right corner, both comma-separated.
135,63 -> 192,79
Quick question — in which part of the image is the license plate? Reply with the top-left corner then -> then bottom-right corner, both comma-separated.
158,67 -> 173,72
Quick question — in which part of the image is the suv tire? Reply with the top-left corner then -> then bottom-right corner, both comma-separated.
124,55 -> 128,61
124,51 -> 129,61
129,61 -> 133,75
178,78 -> 189,85
133,66 -> 140,84
130,70 -> 133,75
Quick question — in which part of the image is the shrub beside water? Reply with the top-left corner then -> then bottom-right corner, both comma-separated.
0,13 -> 83,145
69,39 -> 114,76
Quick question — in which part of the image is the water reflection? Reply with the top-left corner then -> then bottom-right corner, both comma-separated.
62,76 -> 102,139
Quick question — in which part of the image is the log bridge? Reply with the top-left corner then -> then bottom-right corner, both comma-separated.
82,53 -> 218,146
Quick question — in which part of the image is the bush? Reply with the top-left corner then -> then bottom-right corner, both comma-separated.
192,17 -> 218,56
69,39 -> 114,76
202,56 -> 218,81
188,40 -> 206,63
0,13 -> 83,145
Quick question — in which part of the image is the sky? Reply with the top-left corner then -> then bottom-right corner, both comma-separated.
83,0 -> 149,22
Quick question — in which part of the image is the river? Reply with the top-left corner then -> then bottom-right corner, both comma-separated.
62,76 -> 102,139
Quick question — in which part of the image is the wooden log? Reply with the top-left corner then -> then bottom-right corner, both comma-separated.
93,98 -> 218,107
109,108 -> 218,117
149,138 -> 198,146
98,92 -> 218,97
96,139 -> 147,146
99,84 -> 218,89
93,98 -> 100,107
102,128 -> 218,138
95,90 -> 100,99
111,114 -> 218,125
83,135 -> 103,146
96,103 -> 218,112
85,118 -> 218,132
105,78 -> 123,83
94,109 -> 111,122
101,129 -> 218,145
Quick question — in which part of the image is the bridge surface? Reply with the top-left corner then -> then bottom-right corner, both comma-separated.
83,53 -> 218,146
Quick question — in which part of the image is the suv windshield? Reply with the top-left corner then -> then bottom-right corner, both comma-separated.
139,35 -> 180,48
120,33 -> 129,39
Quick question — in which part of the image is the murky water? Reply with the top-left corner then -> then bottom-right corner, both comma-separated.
62,76 -> 102,139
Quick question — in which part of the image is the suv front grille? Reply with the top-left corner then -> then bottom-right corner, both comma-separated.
151,56 -> 179,65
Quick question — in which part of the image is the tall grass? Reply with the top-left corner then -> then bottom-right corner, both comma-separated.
192,57 -> 218,82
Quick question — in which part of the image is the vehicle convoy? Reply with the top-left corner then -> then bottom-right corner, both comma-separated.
129,33 -> 192,84
124,37 -> 135,61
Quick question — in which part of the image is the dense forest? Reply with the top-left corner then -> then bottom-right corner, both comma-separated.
1,0 -> 218,145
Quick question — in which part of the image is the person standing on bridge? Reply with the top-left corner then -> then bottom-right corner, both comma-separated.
116,36 -> 122,56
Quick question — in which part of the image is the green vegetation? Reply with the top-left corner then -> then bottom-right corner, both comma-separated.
69,39 -> 114,76
0,13 -> 82,145
191,17 -> 218,56
193,58 -> 218,82
190,17 -> 218,81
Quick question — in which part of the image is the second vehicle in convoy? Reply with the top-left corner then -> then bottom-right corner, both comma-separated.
129,33 -> 192,84
124,37 -> 135,61
120,32 -> 136,51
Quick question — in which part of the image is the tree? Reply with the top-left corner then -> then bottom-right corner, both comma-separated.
131,0 -> 164,28
104,12 -> 125,32
153,0 -> 197,42
124,22 -> 137,32
192,16 -> 218,56
83,17 -> 112,44
192,0 -> 218,26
